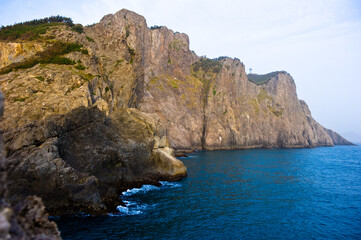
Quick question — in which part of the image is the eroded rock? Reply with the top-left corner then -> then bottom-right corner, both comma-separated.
0,87 -> 60,239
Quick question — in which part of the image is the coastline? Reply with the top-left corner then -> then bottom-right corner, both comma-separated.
173,142 -> 356,157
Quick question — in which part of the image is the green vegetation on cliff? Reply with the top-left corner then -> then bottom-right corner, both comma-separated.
248,71 -> 286,85
192,57 -> 222,73
256,89 -> 284,117
86,36 -> 95,42
0,16 -> 74,41
0,41 -> 86,74
257,89 -> 274,102
191,58 -> 222,102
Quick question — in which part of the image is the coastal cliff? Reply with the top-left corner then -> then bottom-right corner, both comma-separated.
0,89 -> 61,239
0,9 -> 352,215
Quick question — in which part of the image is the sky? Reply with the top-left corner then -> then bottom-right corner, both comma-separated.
1,0 -> 361,142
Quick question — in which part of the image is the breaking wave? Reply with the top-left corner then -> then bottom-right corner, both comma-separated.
110,181 -> 181,216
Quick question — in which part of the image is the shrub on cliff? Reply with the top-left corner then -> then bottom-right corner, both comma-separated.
192,57 -> 222,73
248,71 -> 287,85
0,15 -> 74,41
0,41 -> 84,74
71,24 -> 84,34
150,25 -> 163,30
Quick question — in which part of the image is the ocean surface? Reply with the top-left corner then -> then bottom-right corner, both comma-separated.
55,145 -> 361,239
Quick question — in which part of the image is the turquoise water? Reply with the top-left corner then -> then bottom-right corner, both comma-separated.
55,145 -> 361,239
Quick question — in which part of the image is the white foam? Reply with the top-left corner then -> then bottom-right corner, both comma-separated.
159,181 -> 181,188
122,181 -> 182,196
122,184 -> 160,196
111,201 -> 158,216
115,181 -> 182,215
115,205 -> 142,215
123,200 -> 138,207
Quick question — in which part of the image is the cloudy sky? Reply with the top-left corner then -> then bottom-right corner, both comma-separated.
1,0 -> 361,142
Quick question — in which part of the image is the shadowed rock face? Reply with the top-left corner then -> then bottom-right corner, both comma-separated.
0,88 -> 61,240
0,9 -> 352,215
4,106 -> 186,215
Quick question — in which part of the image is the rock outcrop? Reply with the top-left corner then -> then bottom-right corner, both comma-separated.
323,128 -> 355,146
0,88 -> 61,240
0,42 -> 43,68
2,102 -> 186,215
0,9 -> 352,215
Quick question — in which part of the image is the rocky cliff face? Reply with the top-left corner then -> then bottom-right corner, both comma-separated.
4,104 -> 186,215
93,10 -> 350,151
0,10 -> 187,215
0,9 -> 352,215
0,42 -> 43,68
0,88 -> 61,240
323,128 -> 355,145
201,67 -> 335,149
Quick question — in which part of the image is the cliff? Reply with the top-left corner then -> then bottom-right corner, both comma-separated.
0,88 -> 61,239
323,128 -> 355,146
0,9 -> 352,215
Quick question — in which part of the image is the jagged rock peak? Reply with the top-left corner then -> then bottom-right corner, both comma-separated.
100,9 -> 147,25
98,9 -> 190,41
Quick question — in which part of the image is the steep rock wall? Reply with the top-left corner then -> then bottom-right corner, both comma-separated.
323,128 -> 355,145
0,11 -> 187,214
88,10 -> 203,150
0,88 -> 61,239
97,10 -> 349,150
202,63 -> 335,149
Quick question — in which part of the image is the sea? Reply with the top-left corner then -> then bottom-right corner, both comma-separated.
55,145 -> 361,239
